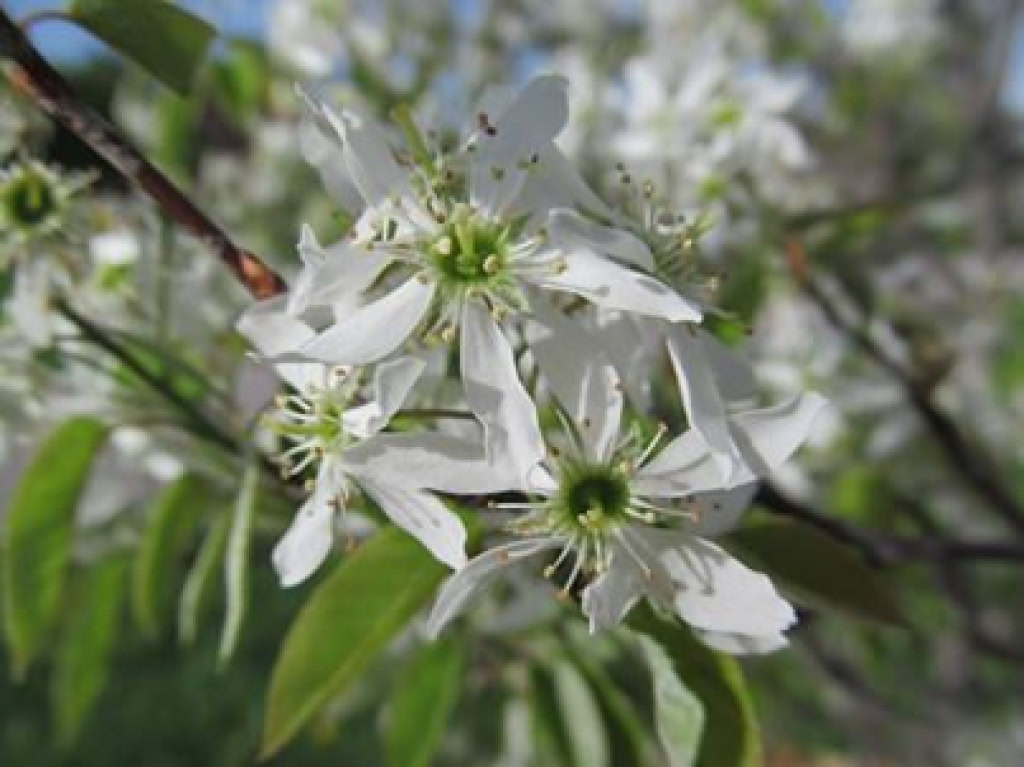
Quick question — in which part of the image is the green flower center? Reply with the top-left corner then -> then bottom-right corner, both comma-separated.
5,171 -> 57,228
429,218 -> 509,286
552,464 -> 631,534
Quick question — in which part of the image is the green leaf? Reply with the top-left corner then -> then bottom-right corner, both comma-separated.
630,606 -> 762,767
548,657 -> 611,767
177,510 -> 231,645
261,527 -> 451,758
635,634 -> 705,767
385,637 -> 465,767
69,0 -> 215,95
729,519 -> 903,626
131,474 -> 207,638
51,553 -> 128,744
218,463 -> 258,667
2,417 -> 109,677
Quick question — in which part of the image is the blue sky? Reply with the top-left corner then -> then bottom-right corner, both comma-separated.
8,0 -> 1024,111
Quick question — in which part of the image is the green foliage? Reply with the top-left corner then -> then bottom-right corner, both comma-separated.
69,0 -> 216,95
177,510 -> 231,645
51,552 -> 129,744
131,473 -> 208,638
630,606 -> 762,767
261,527 -> 451,758
636,635 -> 705,767
2,417 -> 109,677
218,463 -> 258,666
384,637 -> 465,767
729,519 -> 904,626
546,656 -> 612,767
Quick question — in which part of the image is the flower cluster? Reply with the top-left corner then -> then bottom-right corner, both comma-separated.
240,76 -> 826,653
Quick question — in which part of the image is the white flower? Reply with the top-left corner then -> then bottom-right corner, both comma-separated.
353,306 -> 827,651
249,349 -> 468,586
243,76 -> 700,485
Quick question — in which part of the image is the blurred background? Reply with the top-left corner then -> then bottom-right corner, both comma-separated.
2,0 -> 1024,765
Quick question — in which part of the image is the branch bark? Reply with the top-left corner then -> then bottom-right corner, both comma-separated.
0,8 -> 288,300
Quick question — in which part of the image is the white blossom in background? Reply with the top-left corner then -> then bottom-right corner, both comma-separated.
842,0 -> 942,59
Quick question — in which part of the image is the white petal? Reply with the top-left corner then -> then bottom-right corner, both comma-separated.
666,323 -> 744,484
729,392 -> 828,476
511,145 -> 616,223
535,250 -> 702,322
342,356 -> 425,439
528,296 -> 622,462
635,529 -> 796,638
547,209 -> 654,271
290,225 -> 393,314
470,76 -> 569,216
297,276 -> 435,364
702,330 -> 757,404
460,303 -> 545,488
426,538 -> 561,637
581,563 -> 646,632
345,433 -> 513,495
633,430 -> 734,497
694,629 -> 789,655
296,86 -> 365,212
236,298 -> 325,392
357,477 -> 467,570
272,460 -> 346,587
321,106 -> 413,209
593,312 -> 660,410
688,483 -> 758,538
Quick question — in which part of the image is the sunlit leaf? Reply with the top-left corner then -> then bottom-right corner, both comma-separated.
218,463 -> 258,666
261,527 -> 451,758
51,553 -> 128,744
177,510 -> 231,646
630,606 -> 761,767
131,474 -> 207,638
2,417 -> 109,677
635,634 -> 705,767
548,657 -> 611,767
385,637 -> 465,767
729,519 -> 903,626
69,0 -> 216,95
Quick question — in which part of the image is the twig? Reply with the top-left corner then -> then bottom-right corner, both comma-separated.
56,297 -> 238,452
0,8 -> 288,300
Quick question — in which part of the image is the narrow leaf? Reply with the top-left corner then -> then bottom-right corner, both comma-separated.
69,0 -> 215,95
261,527 -> 451,758
177,510 -> 231,645
131,474 -> 206,638
385,637 -> 465,767
218,463 -> 258,666
2,417 -> 108,676
548,657 -> 611,767
729,519 -> 903,625
630,606 -> 761,767
635,634 -> 705,767
51,553 -> 128,744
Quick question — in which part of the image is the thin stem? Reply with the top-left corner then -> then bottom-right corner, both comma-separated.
395,408 -> 478,421
0,8 -> 288,300
56,298 -> 238,453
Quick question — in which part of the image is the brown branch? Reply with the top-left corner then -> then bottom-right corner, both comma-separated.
0,8 -> 288,300
785,238 -> 1024,538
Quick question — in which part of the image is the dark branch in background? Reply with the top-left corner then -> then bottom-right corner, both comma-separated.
0,7 -> 288,300
56,298 -> 239,453
784,238 -> 1024,538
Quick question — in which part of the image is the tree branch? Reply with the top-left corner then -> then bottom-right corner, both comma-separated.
0,8 -> 288,300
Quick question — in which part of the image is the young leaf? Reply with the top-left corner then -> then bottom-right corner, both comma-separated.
2,417 -> 109,677
548,657 -> 612,767
630,606 -> 762,767
131,474 -> 207,638
177,510 -> 231,646
69,0 -> 216,95
635,634 -> 705,767
728,519 -> 903,626
261,527 -> 451,758
51,553 -> 129,744
385,637 -> 465,767
218,463 -> 258,667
